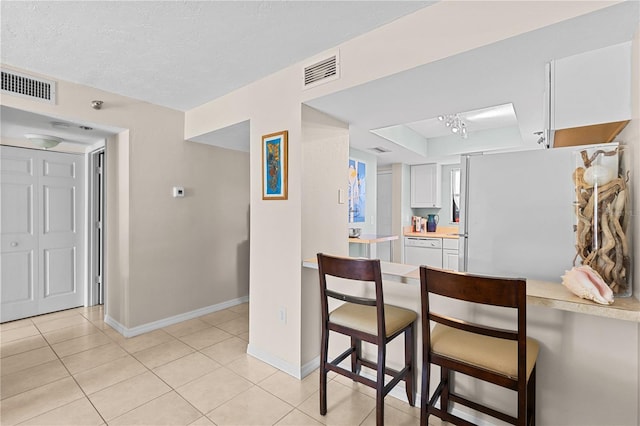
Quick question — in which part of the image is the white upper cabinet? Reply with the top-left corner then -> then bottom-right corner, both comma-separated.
411,163 -> 441,208
549,41 -> 631,130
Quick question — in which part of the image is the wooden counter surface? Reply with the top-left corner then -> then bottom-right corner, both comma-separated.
403,225 -> 460,239
303,258 -> 640,322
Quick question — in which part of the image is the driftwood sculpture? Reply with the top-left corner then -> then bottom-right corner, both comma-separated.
573,147 -> 630,295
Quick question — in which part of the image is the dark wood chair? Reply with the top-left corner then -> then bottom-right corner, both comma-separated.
316,253 -> 417,426
419,266 -> 539,426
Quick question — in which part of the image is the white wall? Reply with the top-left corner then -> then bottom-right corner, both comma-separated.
299,1 -> 620,104
300,105 -> 350,371
618,21 -> 640,422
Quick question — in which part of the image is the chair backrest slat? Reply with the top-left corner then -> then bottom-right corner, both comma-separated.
430,313 -> 519,341
423,267 -> 524,308
326,289 -> 377,306
318,254 -> 380,282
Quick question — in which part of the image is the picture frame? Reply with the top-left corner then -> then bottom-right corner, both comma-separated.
262,130 -> 288,200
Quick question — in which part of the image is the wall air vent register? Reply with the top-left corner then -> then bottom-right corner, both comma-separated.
1,69 -> 56,104
303,51 -> 340,89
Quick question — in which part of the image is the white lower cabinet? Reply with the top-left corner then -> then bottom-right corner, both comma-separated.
442,238 -> 459,271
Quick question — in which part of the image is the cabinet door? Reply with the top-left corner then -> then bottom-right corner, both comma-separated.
411,164 -> 441,208
442,249 -> 459,272
551,41 -> 631,130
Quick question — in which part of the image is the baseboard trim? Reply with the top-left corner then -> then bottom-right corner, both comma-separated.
104,296 -> 249,338
301,356 -> 320,378
246,344 -> 304,379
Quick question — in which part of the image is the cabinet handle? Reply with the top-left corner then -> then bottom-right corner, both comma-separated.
10,241 -> 18,247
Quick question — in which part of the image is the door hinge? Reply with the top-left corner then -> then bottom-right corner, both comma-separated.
96,221 -> 102,229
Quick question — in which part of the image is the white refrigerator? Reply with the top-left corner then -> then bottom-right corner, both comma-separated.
458,143 -> 617,282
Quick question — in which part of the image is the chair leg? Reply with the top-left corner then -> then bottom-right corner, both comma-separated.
404,323 -> 416,406
440,367 -> 450,415
420,350 -> 430,426
350,336 -> 362,374
320,325 -> 329,415
376,343 -> 386,426
527,365 -> 537,426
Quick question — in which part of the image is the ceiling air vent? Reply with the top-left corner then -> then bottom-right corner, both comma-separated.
303,51 -> 339,89
1,69 -> 56,104
370,146 -> 391,154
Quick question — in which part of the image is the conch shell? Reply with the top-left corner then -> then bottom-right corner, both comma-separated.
561,265 -> 614,305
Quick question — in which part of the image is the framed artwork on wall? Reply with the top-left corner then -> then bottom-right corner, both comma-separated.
262,130 -> 288,200
348,158 -> 366,222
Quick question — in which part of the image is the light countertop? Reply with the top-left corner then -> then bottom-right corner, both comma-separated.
403,225 -> 460,239
302,257 -> 640,323
348,234 -> 399,244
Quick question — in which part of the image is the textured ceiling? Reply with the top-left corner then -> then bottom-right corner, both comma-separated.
1,1 -> 433,111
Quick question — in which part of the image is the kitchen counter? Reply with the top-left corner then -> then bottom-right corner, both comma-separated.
348,234 -> 399,244
403,225 -> 460,239
303,257 -> 640,322
348,234 -> 399,258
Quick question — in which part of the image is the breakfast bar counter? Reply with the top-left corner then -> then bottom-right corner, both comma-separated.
347,234 -> 398,258
303,258 -> 640,322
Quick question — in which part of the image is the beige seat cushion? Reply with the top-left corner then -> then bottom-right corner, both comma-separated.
330,303 -> 417,337
431,324 -> 539,380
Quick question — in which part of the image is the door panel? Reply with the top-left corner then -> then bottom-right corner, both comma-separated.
2,182 -> 34,234
1,148 -> 38,320
1,251 -> 34,302
43,185 -> 76,233
43,159 -> 76,179
44,247 -> 76,296
38,151 -> 84,316
1,146 -> 84,322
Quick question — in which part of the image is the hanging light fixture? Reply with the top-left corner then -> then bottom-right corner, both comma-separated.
24,133 -> 63,149
437,114 -> 468,138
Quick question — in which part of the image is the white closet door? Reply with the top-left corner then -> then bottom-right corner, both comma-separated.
1,147 -> 39,320
1,146 -> 85,322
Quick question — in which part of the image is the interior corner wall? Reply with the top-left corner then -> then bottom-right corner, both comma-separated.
0,66 -> 250,331
390,163 -> 411,263
243,67 -> 306,374
105,131 -> 130,327
629,23 -> 640,303
629,22 -> 640,423
617,20 -> 640,423
300,105 -> 350,369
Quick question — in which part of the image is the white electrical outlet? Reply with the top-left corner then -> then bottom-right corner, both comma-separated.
279,307 -> 287,324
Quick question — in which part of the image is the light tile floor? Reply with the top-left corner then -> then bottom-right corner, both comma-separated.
1,303 -> 446,426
